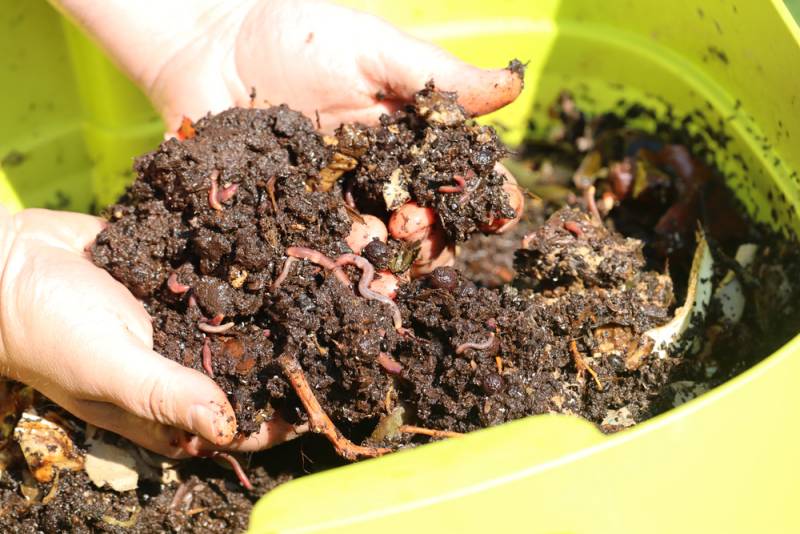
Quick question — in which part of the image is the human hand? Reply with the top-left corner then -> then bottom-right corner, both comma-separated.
0,208 -> 239,457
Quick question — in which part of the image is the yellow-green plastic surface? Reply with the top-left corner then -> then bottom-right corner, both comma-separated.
1,1 -> 800,533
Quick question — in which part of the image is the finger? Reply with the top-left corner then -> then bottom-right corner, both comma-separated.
43,389 -> 188,458
56,328 -> 237,447
412,244 -> 455,278
369,25 -> 524,116
388,202 -> 436,242
14,209 -> 106,253
480,163 -> 525,234
346,214 -> 388,254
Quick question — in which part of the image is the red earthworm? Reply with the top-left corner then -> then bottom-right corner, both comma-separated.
177,434 -> 252,490
344,178 -> 356,208
208,170 -> 223,211
271,257 -> 298,292
204,313 -> 225,327
198,322 -> 235,334
438,174 -> 467,194
455,332 -> 496,354
201,338 -> 214,377
217,183 -> 238,203
287,246 -> 351,287
263,329 -> 271,337
167,273 -> 190,294
210,452 -> 253,490
564,220 -> 584,237
377,352 -> 403,375
188,294 -> 198,309
335,254 -> 407,335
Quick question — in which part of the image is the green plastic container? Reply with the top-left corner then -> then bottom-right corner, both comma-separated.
1,1 -> 799,532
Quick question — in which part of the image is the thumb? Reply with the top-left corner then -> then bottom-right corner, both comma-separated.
78,331 -> 237,447
369,24 -> 524,116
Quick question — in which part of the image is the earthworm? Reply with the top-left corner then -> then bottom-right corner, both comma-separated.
287,246 -> 352,287
217,183 -> 238,203
208,170 -> 223,210
344,178 -> 356,208
198,322 -> 235,334
271,257 -> 298,291
167,273 -> 191,294
437,174 -> 467,194
377,352 -> 403,375
201,338 -> 214,377
177,433 -> 253,490
210,452 -> 253,490
564,220 -> 584,237
455,332 -> 496,354
335,253 -> 406,334
204,313 -> 225,327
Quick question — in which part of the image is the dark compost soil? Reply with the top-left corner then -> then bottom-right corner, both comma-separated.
0,88 -> 798,533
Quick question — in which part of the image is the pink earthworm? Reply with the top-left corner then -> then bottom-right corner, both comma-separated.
201,338 -> 214,377
177,434 -> 252,490
208,170 -> 223,211
271,257 -> 298,292
198,321 -> 235,334
584,185 -> 602,225
286,246 -> 351,287
344,178 -> 356,208
209,452 -> 253,490
455,332 -> 496,354
201,313 -> 225,327
564,221 -> 584,237
167,272 -> 191,294
377,352 -> 403,375
217,183 -> 238,203
335,253 -> 406,334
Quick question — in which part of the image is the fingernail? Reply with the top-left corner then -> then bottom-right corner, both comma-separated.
190,404 -> 223,444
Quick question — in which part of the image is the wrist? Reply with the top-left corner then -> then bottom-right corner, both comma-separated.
0,206 -> 17,365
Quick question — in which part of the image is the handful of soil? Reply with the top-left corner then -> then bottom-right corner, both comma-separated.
91,88 -> 686,472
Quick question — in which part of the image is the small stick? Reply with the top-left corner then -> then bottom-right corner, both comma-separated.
278,353 -> 390,460
198,322 -> 235,334
208,170 -> 223,211
495,356 -> 504,374
377,352 -> 403,375
335,254 -> 408,335
583,185 -> 602,225
569,340 -> 603,390
266,175 -> 279,213
201,338 -> 213,377
455,332 -> 496,354
398,425 -> 462,439
167,273 -> 191,294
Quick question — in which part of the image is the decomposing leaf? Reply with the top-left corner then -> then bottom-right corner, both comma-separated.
369,406 -> 406,442
85,438 -> 139,492
714,243 -> 757,325
670,381 -> 710,408
382,168 -> 410,211
601,407 -> 635,430
572,149 -> 602,189
318,151 -> 357,191
0,382 -> 34,443
626,232 -> 713,368
13,412 -> 84,483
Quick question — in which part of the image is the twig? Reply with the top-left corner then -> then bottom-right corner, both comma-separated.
569,340 -> 603,390
398,425 -> 462,439
278,353 -> 390,461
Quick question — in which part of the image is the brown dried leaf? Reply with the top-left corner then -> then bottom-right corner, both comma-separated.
85,438 -> 139,492
13,412 -> 83,483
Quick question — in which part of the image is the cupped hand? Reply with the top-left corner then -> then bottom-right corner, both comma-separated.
0,209 -> 236,458
145,0 -> 522,133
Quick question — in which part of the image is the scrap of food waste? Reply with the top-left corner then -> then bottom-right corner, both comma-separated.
0,86 -> 798,532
